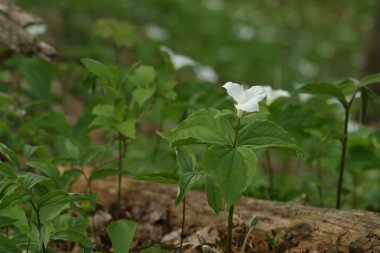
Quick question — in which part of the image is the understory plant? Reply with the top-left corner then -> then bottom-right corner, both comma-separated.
160,81 -> 299,253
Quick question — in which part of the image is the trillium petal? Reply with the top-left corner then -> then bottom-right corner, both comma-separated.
246,86 -> 266,102
235,98 -> 260,112
223,82 -> 245,103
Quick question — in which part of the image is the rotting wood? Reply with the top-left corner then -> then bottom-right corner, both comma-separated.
72,175 -> 380,253
0,0 -> 56,61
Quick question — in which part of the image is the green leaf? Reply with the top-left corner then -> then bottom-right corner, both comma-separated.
129,65 -> 156,87
23,144 -> 41,159
0,235 -> 21,253
360,73 -> 380,87
40,203 -> 69,223
27,161 -> 60,181
0,163 -> 17,179
175,147 -> 195,173
132,87 -> 155,107
37,190 -> 68,208
362,87 -> 380,105
92,104 -> 115,117
0,191 -> 27,212
51,230 -> 94,248
0,143 -> 20,168
204,175 -> 222,214
237,120 -> 299,155
116,118 -> 137,139
64,139 -> 80,160
0,216 -> 18,227
203,145 -> 257,206
107,219 -> 137,253
20,173 -> 49,190
133,171 -> 178,184
174,172 -> 195,207
81,58 -> 113,83
89,168 -> 124,181
297,82 -> 347,106
159,109 -> 237,147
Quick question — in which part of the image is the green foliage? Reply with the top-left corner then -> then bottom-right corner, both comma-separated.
107,219 -> 137,253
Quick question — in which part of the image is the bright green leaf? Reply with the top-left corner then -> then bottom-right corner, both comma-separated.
51,230 -> 94,248
237,120 -> 299,155
107,219 -> 137,253
159,109 -> 237,147
81,58 -> 113,83
203,145 -> 257,206
132,87 -> 155,107
0,143 -> 20,168
129,65 -> 156,87
297,82 -> 347,106
21,173 -> 49,190
0,163 -> 17,179
360,73 -> 380,87
116,118 -> 137,139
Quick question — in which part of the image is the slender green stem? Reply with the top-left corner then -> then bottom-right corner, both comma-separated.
227,205 -> 235,253
179,197 -> 186,253
30,200 -> 46,253
336,108 -> 350,209
117,132 -> 123,216
240,226 -> 254,253
265,150 -> 273,198
316,157 -> 324,207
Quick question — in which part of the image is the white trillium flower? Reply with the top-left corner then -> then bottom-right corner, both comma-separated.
160,46 -> 196,70
145,24 -> 170,41
262,86 -> 290,105
223,82 -> 266,115
194,65 -> 219,84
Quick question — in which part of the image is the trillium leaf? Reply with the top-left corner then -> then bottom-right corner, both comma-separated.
360,73 -> 380,87
132,87 -> 155,107
107,219 -> 137,253
297,82 -> 347,107
237,120 -> 299,155
175,147 -> 195,173
159,109 -> 237,147
204,175 -> 222,214
174,171 -> 196,206
81,58 -> 113,83
203,145 -> 257,206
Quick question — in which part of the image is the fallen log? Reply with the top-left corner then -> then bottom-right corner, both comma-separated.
0,0 -> 56,61
73,176 -> 380,253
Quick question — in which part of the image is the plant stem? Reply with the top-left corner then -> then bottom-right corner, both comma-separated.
316,157 -> 324,207
265,150 -> 273,198
117,132 -> 123,216
227,205 -> 235,253
336,108 -> 350,209
240,226 -> 254,253
179,197 -> 186,253
30,200 -> 46,253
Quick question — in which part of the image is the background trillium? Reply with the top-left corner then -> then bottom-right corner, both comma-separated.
223,82 -> 266,113
263,86 -> 291,105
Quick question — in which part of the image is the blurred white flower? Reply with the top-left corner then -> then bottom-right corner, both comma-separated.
348,120 -> 361,133
203,0 -> 223,11
26,24 -> 46,36
262,86 -> 290,105
298,94 -> 313,103
161,46 -> 219,83
223,82 -> 266,114
194,65 -> 219,83
234,24 -> 255,41
145,24 -> 169,41
160,46 -> 196,70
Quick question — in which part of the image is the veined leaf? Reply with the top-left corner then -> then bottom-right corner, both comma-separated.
129,65 -> 156,87
0,235 -> 21,253
203,145 -> 257,206
20,173 -> 49,190
81,58 -> 113,83
27,161 -> 60,181
0,143 -> 20,168
159,109 -> 237,147
175,147 -> 196,173
0,163 -> 17,179
107,219 -> 137,253
360,73 -> 380,87
297,82 -> 347,107
132,87 -> 155,107
174,172 -> 196,206
237,120 -> 299,155
51,230 -> 94,248
116,118 -> 137,139
204,175 -> 222,214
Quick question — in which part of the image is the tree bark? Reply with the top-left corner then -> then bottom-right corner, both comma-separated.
77,176 -> 380,253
